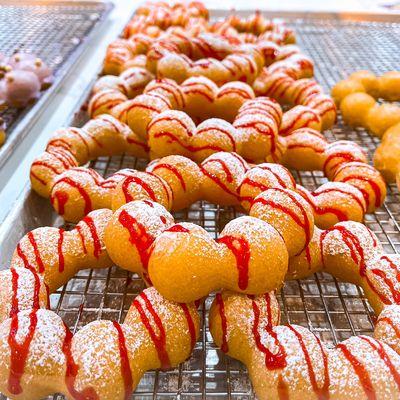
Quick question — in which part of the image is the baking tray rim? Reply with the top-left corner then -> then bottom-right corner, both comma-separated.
0,0 -> 114,171
211,9 -> 400,23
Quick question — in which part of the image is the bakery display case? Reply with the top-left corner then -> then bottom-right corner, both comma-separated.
0,2 -> 400,399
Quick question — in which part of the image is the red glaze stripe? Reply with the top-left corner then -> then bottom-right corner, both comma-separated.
63,323 -> 98,399
251,299 -> 287,369
121,175 -> 157,203
337,342 -> 375,400
118,210 -> 154,281
112,321 -> 133,400
7,310 -> 38,395
58,229 -> 65,273
360,336 -> 400,392
82,216 -> 102,259
179,303 -> 197,350
27,232 -> 45,274
133,292 -> 171,369
52,177 -> 92,216
287,325 -> 330,399
151,163 -> 186,191
215,293 -> 229,353
217,235 -> 250,290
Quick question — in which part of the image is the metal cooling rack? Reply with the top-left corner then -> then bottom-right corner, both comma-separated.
0,0 -> 112,168
3,14 -> 400,400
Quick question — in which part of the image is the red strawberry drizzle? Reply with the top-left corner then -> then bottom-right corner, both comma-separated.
217,87 -> 252,99
235,119 -> 277,154
251,188 -> 311,254
133,292 -> 171,369
360,335 -> 400,392
7,310 -> 38,395
148,172 -> 172,204
78,216 -> 102,259
31,160 -> 63,175
312,186 -> 366,215
196,126 -> 237,152
75,225 -> 88,254
320,225 -> 366,276
280,109 -> 320,137
337,342 -> 375,400
287,325 -> 330,399
367,255 -> 400,305
9,269 -> 41,318
126,136 -> 150,152
63,323 -> 98,400
151,163 -> 187,191
29,170 -> 47,186
166,224 -> 190,233
378,316 -> 400,338
147,115 -> 193,136
118,210 -> 155,283
121,175 -> 157,203
215,293 -> 229,353
179,303 -> 197,350
202,158 -> 235,183
51,177 -> 92,216
287,142 -> 325,153
338,174 -> 382,209
69,128 -> 91,157
323,152 -> 363,176
153,131 -> 225,153
58,229 -> 65,273
258,164 -> 294,188
112,321 -> 133,400
27,232 -> 45,274
217,235 -> 250,290
16,243 -> 36,273
251,298 -> 287,369
183,88 -> 214,102
46,138 -> 72,152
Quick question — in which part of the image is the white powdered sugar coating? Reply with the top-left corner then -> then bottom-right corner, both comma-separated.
376,305 -> 400,350
129,287 -> 197,355
12,310 -> 65,368
12,227 -> 61,271
330,335 -> 400,399
286,127 -> 327,150
322,221 -> 381,262
202,151 -> 248,180
365,254 -> 400,304
72,320 -> 122,389
76,209 -> 112,250
148,109 -> 196,136
221,215 -> 280,243
120,200 -> 174,238
1,269 -> 46,321
313,182 -> 366,211
257,325 -> 329,390
195,118 -> 242,146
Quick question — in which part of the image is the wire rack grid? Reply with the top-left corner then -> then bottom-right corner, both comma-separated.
0,1 -> 110,136
3,15 -> 400,400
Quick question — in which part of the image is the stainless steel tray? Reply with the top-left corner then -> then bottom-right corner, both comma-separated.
0,0 -> 113,170
2,10 -> 400,400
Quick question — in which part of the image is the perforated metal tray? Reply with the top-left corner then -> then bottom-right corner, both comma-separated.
0,0 -> 112,170
1,10 -> 400,400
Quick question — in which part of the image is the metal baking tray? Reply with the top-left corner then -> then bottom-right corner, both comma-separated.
0,0 -> 113,170
1,10 -> 400,400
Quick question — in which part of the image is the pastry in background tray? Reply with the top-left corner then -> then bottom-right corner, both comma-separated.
331,70 -> 400,187
0,52 -> 53,110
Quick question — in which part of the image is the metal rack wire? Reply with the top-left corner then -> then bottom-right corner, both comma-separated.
0,1 -> 110,137
3,15 -> 400,400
